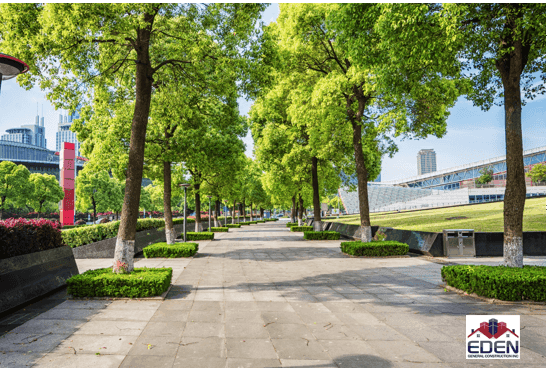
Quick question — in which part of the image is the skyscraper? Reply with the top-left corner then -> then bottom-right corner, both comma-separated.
1,113 -> 47,149
417,149 -> 437,175
56,109 -> 81,157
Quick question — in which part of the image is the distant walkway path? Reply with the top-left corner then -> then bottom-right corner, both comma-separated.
1,221 -> 545,367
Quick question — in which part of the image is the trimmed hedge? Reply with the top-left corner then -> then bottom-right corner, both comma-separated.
186,232 -> 214,240
303,231 -> 340,240
62,218 -> 167,248
340,241 -> 409,256
0,218 -> 65,259
265,218 -> 278,221
255,220 -> 265,223
67,267 -> 172,298
143,242 -> 198,258
290,226 -> 313,232
248,221 -> 258,224
208,227 -> 228,232
441,265 -> 546,302
240,222 -> 251,226
172,218 -> 196,225
286,222 -> 298,228
226,224 -> 241,228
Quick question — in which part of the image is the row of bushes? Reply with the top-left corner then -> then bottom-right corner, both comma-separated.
0,218 -> 64,259
441,265 -> 546,302
303,231 -> 340,240
341,241 -> 409,257
143,242 -> 198,258
286,222 -> 297,228
67,267 -> 173,298
226,224 -> 241,228
290,226 -> 313,232
208,227 -> 229,232
182,232 -> 214,241
62,218 -> 167,248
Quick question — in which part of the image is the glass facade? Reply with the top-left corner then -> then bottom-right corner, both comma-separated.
417,149 -> 437,175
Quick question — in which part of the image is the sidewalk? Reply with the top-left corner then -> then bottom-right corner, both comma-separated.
0,222 -> 545,367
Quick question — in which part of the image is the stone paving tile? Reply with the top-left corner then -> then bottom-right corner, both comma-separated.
226,358 -> 281,367
0,331 -> 72,353
51,334 -> 137,355
119,355 -> 176,368
73,321 -> 147,336
0,351 -> 46,367
32,353 -> 125,368
176,336 -> 226,358
226,338 -> 278,359
271,338 -> 330,360
280,359 -> 337,368
226,323 -> 270,339
183,322 -> 225,338
367,340 -> 443,363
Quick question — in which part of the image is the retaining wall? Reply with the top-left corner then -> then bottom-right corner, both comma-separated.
72,224 -> 184,259
0,246 -> 79,314
309,219 -> 545,257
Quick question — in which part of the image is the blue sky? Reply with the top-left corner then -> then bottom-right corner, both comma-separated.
1,4 -> 545,181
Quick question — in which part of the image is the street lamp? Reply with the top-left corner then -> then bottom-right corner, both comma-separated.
180,184 -> 191,242
207,196 -> 212,231
0,53 -> 29,95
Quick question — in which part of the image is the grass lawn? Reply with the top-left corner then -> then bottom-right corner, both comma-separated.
326,197 -> 545,232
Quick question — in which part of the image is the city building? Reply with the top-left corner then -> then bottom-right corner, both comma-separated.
417,149 -> 437,175
0,112 -> 84,180
56,109 -> 82,157
339,146 -> 546,214
1,114 -> 47,149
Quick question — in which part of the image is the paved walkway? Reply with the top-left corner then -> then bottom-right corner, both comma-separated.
0,221 -> 545,368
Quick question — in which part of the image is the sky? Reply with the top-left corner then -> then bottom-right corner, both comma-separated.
1,4 -> 545,182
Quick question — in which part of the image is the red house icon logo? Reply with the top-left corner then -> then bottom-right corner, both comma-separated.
468,318 -> 519,340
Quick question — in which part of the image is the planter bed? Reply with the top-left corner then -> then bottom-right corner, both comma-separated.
208,227 -> 229,232
67,267 -> 173,298
441,265 -> 546,302
143,242 -> 198,258
303,231 -> 340,240
340,240 -> 409,257
226,224 -> 241,228
290,226 -> 313,232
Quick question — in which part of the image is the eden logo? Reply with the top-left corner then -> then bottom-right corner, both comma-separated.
466,315 -> 520,359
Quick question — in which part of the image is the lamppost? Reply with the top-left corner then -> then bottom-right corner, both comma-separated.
236,203 -> 240,224
180,184 -> 191,242
0,53 -> 29,95
207,195 -> 212,231
224,200 -> 228,227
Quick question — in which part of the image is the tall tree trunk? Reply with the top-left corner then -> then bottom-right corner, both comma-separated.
214,199 -> 220,227
194,180 -> 202,232
113,19 -> 155,273
496,37 -> 526,268
242,199 -> 246,222
291,195 -> 296,223
163,160 -> 175,244
297,194 -> 303,226
311,156 -> 322,230
260,207 -> 264,220
351,121 -> 372,242
299,195 -> 305,226
232,200 -> 237,224
92,196 -> 96,225
250,202 -> 253,221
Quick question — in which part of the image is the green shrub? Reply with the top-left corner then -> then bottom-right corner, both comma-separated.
290,226 -> 313,232
66,267 -> 172,298
208,227 -> 228,232
248,221 -> 258,224
255,220 -> 265,223
340,241 -> 409,256
173,218 -> 196,225
143,242 -> 198,258
264,218 -> 278,222
62,218 -> 172,248
226,224 -> 241,228
286,222 -> 298,227
0,218 -> 65,259
240,222 -> 251,226
303,231 -> 340,240
441,265 -> 546,302
186,232 -> 214,240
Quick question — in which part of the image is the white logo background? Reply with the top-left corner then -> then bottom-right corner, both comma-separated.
466,315 -> 520,359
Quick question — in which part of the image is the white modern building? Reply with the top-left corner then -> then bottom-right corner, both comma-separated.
56,110 -> 81,157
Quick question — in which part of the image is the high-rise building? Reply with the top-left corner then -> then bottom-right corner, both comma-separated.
1,113 -> 47,149
56,109 -> 81,157
417,149 -> 437,175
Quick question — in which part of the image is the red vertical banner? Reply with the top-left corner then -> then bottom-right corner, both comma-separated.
60,142 -> 75,226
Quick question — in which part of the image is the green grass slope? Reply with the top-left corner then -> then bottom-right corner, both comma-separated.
326,197 -> 545,232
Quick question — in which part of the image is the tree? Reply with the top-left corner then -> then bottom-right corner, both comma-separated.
28,173 -> 64,214
345,3 -> 544,266
0,3 -> 266,272
527,163 -> 546,184
75,168 -> 120,224
267,4 -> 458,241
0,161 -> 31,220
476,167 -> 494,185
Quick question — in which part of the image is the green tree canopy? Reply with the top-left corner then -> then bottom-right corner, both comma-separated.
28,173 -> 64,214
0,161 -> 31,220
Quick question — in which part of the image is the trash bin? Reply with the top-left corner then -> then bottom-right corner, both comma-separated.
443,229 -> 475,257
